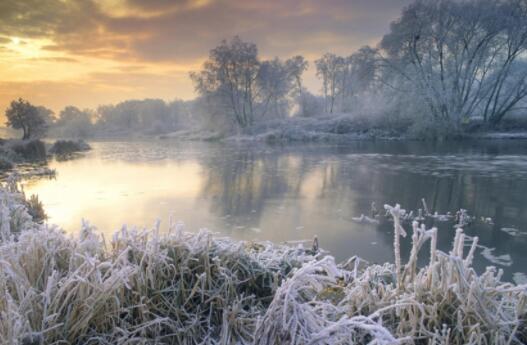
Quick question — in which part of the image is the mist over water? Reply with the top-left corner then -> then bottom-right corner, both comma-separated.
22,139 -> 527,282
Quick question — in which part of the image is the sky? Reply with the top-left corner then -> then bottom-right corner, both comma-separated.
0,0 -> 411,114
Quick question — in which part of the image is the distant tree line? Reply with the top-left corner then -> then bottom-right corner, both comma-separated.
4,98 -> 194,139
5,0 -> 527,140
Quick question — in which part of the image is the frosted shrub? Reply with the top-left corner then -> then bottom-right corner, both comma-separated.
0,206 -> 318,344
0,177 -> 37,241
255,206 -> 526,344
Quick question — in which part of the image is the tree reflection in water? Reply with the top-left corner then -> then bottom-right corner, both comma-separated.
21,139 -> 527,282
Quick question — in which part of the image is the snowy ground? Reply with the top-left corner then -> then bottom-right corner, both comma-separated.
159,114 -> 404,143
466,132 -> 527,140
156,116 -> 527,144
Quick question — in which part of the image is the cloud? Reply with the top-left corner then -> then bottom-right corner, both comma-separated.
0,0 -> 101,38
30,56 -> 79,63
124,0 -> 209,12
0,0 -> 412,112
0,0 -> 411,61
106,0 -> 411,61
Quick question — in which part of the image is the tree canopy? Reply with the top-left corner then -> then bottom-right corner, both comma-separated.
5,98 -> 48,140
190,36 -> 309,128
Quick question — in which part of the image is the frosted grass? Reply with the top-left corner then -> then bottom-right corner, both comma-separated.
0,179 -> 525,344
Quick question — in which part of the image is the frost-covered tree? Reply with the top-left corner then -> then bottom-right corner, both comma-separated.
315,53 -> 346,114
95,99 -> 175,134
294,89 -> 325,117
379,0 -> 527,127
33,106 -> 55,138
257,58 -> 295,118
191,37 -> 308,127
36,106 -> 55,125
314,48 -> 380,114
5,98 -> 48,139
55,106 -> 94,138
257,56 -> 309,118
190,37 -> 260,128
167,100 -> 192,130
349,47 -> 378,94
286,56 -> 309,114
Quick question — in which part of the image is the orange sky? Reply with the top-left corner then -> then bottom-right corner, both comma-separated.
0,0 -> 411,115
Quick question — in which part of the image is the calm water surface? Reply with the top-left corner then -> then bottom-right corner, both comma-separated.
22,139 -> 527,282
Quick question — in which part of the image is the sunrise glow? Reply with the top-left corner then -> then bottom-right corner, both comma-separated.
0,0 -> 409,115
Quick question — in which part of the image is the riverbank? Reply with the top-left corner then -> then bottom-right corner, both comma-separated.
156,115 -> 527,144
465,132 -> 527,140
0,178 -> 525,344
0,139 -> 90,176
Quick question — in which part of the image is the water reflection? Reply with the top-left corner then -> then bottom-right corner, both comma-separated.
21,139 -> 527,282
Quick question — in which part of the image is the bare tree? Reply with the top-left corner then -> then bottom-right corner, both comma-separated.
285,56 -> 309,114
315,53 -> 346,114
379,0 -> 527,127
190,37 -> 260,128
191,38 -> 309,127
257,58 -> 294,117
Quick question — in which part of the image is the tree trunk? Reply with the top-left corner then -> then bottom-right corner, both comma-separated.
22,126 -> 28,140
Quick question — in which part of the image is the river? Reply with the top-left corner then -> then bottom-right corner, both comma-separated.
22,139 -> 527,283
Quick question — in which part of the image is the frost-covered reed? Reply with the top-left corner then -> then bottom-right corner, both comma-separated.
0,181 -> 525,344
